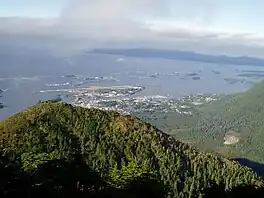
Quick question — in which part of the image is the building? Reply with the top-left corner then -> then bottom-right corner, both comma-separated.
224,132 -> 240,145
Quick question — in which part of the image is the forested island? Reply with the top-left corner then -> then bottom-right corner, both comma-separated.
1,101 -> 264,197
0,89 -> 3,109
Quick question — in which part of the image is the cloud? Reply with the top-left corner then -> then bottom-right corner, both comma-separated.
55,0 -> 159,39
55,0 -> 217,38
53,0 -> 264,48
1,0 -> 264,57
147,21 -> 264,43
0,17 -> 56,35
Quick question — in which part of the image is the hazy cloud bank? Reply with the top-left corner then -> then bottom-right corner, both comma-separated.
0,0 -> 264,56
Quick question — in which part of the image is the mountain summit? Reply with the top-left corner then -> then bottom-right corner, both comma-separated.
0,101 -> 263,197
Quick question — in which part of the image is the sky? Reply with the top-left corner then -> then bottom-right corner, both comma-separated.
0,0 -> 65,18
0,0 -> 264,56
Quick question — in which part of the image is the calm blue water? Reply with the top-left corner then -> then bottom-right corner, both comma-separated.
0,51 -> 263,120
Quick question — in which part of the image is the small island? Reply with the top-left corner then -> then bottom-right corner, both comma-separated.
0,89 -> 4,109
192,76 -> 201,80
212,70 -> 221,74
186,72 -> 199,77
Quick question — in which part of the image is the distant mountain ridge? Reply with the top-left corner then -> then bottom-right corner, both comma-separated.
91,48 -> 264,66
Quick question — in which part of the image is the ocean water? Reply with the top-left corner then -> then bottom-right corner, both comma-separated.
0,52 -> 263,120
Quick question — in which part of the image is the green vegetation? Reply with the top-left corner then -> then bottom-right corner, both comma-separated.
0,101 -> 264,197
142,81 -> 264,164
138,111 -> 200,139
179,81 -> 264,163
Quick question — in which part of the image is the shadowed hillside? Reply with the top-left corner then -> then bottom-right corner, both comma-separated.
234,158 -> 264,177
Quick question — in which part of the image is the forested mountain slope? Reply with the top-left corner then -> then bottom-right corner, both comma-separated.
190,81 -> 264,162
0,101 -> 263,197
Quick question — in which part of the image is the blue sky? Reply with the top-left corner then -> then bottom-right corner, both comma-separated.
214,0 -> 264,33
0,0 -> 67,18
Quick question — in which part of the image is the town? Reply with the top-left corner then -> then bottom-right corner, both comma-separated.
37,84 -> 219,116
71,86 -> 219,116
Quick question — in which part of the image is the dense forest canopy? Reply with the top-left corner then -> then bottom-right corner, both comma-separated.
184,81 -> 264,163
0,101 -> 264,197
